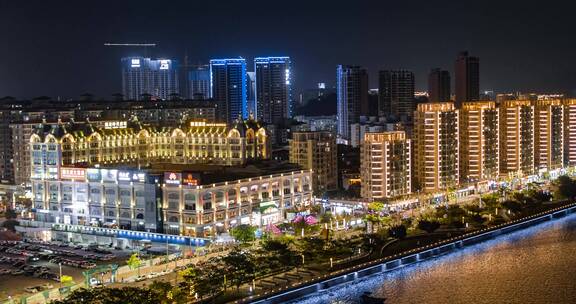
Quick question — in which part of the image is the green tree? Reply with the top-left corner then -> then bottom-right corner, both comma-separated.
126,253 -> 142,276
365,202 -> 391,232
195,261 -> 225,298
262,238 -> 290,252
148,281 -> 187,303
1,219 -> 19,232
230,224 -> 256,243
417,220 -> 440,233
222,250 -> 256,289
388,225 -> 407,239
298,237 -> 326,262
320,211 -> 333,224
530,190 -> 552,203
179,267 -> 199,298
463,204 -> 483,214
4,208 -> 17,219
179,259 -> 226,299
502,200 -> 522,213
556,175 -> 576,199
262,238 -> 297,266
51,287 -> 164,304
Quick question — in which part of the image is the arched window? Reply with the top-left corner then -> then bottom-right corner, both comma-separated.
202,192 -> 212,210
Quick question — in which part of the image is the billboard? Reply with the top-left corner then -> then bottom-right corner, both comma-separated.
159,59 -> 170,70
117,171 -> 132,182
60,168 -> 86,181
164,172 -> 181,186
182,172 -> 201,186
104,121 -> 127,129
130,172 -> 147,183
86,169 -> 102,182
101,169 -> 118,183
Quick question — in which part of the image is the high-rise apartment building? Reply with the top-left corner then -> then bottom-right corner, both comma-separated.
563,99 -> 576,166
378,70 -> 415,119
0,111 -> 19,184
454,51 -> 480,107
361,131 -> 411,200
428,68 -> 451,102
499,100 -> 534,177
121,57 -> 180,101
414,102 -> 459,192
337,65 -> 369,140
533,99 -> 564,171
254,57 -> 292,124
210,58 -> 247,124
246,71 -> 256,116
188,65 -> 211,99
459,101 -> 499,183
289,131 -> 337,193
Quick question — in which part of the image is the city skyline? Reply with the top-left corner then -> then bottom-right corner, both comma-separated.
1,2 -> 576,98
2,2 -> 576,303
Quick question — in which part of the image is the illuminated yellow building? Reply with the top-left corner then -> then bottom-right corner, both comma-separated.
289,131 -> 338,193
29,117 -> 269,179
414,102 -> 459,192
361,131 -> 411,200
564,99 -> 576,166
533,99 -> 564,171
499,100 -> 534,177
459,101 -> 499,183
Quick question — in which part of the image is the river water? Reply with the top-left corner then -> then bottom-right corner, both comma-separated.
293,213 -> 576,304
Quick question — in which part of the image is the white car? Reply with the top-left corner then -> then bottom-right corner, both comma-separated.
147,272 -> 159,279
135,275 -> 146,282
89,278 -> 101,286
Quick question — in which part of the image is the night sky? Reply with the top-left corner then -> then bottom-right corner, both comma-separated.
1,1 -> 575,99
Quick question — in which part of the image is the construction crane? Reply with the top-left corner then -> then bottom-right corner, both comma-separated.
104,43 -> 156,57
104,43 -> 156,47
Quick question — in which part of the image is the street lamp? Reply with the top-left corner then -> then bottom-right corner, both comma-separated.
59,263 -> 63,288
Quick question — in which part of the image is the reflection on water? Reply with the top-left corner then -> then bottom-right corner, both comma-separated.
294,213 -> 576,304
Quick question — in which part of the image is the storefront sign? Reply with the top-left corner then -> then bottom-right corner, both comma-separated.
164,172 -> 181,186
118,171 -> 132,182
131,172 -> 147,183
60,167 -> 86,181
182,172 -> 201,186
101,169 -> 118,183
104,121 -> 127,129
86,168 -> 102,182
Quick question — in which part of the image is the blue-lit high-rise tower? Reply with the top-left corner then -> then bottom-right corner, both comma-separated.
121,57 -> 179,101
210,58 -> 247,124
254,57 -> 292,124
337,65 -> 368,141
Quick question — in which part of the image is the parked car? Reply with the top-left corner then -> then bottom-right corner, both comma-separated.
89,277 -> 101,286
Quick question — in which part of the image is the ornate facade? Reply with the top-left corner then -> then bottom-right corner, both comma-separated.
29,118 -> 269,180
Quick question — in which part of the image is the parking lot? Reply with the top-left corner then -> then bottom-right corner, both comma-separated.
0,239 -> 130,299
